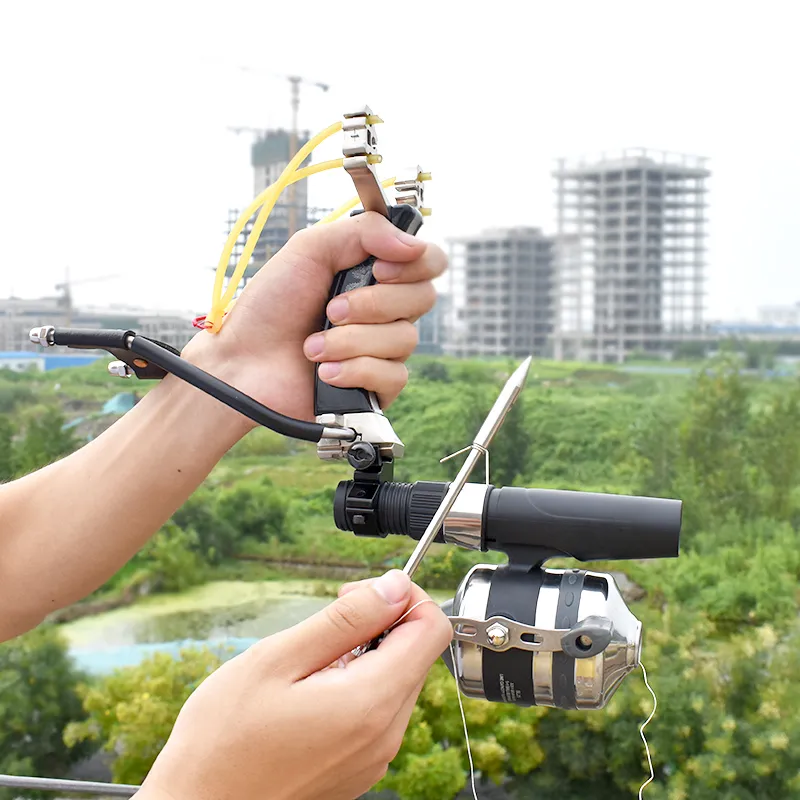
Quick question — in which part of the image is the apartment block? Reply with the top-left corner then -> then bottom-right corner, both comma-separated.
444,228 -> 555,358
554,149 -> 709,362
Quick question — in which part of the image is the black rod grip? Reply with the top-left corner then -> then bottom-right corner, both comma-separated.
484,487 -> 682,562
314,204 -> 423,417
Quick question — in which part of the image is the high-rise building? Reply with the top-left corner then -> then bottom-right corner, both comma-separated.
225,129 -> 312,283
554,149 -> 709,363
444,228 -> 555,358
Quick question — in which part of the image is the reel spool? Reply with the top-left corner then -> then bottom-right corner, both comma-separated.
443,564 -> 642,710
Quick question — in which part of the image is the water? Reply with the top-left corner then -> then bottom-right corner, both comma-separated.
62,580 -> 332,674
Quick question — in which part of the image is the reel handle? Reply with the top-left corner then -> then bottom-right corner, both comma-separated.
314,204 -> 423,417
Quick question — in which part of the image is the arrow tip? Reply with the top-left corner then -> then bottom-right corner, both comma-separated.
510,356 -> 533,389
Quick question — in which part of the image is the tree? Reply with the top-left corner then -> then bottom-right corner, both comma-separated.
12,410 -> 78,477
0,627 -> 94,799
64,648 -> 224,785
215,475 -> 296,546
748,383 -> 800,520
171,487 -> 237,564
140,521 -> 205,592
0,415 -> 14,482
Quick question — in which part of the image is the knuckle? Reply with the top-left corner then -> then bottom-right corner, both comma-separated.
326,324 -> 356,355
429,243 -> 449,274
417,280 -> 436,311
393,362 -> 409,392
400,322 -> 419,351
365,288 -> 383,320
325,597 -> 366,635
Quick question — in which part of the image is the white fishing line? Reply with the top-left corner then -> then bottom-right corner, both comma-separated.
387,598 -> 438,630
638,662 -> 657,799
450,642 -> 479,800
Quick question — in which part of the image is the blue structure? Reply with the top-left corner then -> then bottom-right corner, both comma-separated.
0,351 -> 102,372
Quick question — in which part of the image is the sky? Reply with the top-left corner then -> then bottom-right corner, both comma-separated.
0,0 -> 797,321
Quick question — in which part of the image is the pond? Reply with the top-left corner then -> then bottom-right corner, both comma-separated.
62,580 -> 334,674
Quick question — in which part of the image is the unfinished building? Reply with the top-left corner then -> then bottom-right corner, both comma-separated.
444,227 -> 555,358
553,149 -> 709,363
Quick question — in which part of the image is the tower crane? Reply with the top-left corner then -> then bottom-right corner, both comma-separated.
55,268 -> 119,326
233,67 -> 329,237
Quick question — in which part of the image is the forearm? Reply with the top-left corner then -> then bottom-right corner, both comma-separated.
0,362 -> 251,641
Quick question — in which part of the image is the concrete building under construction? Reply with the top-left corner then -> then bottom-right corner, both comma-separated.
444,228 -> 555,358
225,129 -> 312,283
553,149 -> 709,362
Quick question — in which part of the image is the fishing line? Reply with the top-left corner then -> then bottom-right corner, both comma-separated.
451,642 -> 479,800
638,662 -> 657,798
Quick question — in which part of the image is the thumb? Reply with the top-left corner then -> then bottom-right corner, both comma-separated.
278,570 -> 411,680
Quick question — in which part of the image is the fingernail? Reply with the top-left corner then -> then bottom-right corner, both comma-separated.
395,229 -> 419,247
373,261 -> 402,281
372,570 -> 411,605
318,362 -> 342,380
304,333 -> 325,359
327,296 -> 349,322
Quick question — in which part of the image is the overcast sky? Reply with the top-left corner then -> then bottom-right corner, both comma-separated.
1,0 -> 797,321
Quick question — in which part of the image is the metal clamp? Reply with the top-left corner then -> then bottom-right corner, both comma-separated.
316,412 -> 404,460
449,614 -> 569,653
449,614 -> 615,658
394,165 -> 428,210
342,106 -> 390,217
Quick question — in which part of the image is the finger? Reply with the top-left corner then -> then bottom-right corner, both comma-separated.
283,212 -> 427,279
344,599 -> 453,698
338,578 -> 376,597
304,322 -> 418,363
372,244 -> 448,284
324,282 -> 435,326
264,570 -> 413,680
317,357 -> 408,409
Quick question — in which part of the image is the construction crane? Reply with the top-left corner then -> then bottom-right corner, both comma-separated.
234,68 -> 330,238
55,268 -> 119,327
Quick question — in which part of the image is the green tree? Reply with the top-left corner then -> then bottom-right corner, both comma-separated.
749,382 -> 800,520
671,362 -> 757,534
140,521 -> 205,592
12,410 -> 78,477
0,414 -> 14,482
216,475 -> 296,546
171,487 -> 237,564
0,627 -> 94,799
64,648 -> 223,785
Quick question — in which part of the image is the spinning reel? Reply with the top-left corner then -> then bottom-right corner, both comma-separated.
336,478 -> 682,710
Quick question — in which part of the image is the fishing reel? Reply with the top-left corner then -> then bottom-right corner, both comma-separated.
335,480 -> 682,709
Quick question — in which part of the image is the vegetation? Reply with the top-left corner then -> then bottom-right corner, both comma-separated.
2,355 -> 800,797
0,627 -> 94,800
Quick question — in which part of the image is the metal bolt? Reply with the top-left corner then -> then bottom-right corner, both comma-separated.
486,623 -> 509,649
29,326 -> 54,347
108,361 -> 133,378
577,634 -> 593,651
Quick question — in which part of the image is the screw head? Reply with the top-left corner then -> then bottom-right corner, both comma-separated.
486,623 -> 509,649
347,442 -> 379,470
